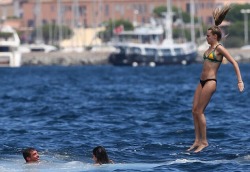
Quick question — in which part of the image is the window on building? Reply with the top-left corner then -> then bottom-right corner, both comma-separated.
105,4 -> 109,16
115,4 -> 119,11
138,4 -> 147,14
28,20 -> 34,27
201,3 -> 204,9
150,4 -> 154,13
121,5 -> 124,15
138,4 -> 143,14
50,5 -> 54,12
142,17 -> 146,23
115,4 -> 124,15
186,3 -> 190,13
42,20 -> 47,25
79,6 -> 86,16
144,4 -> 147,13
207,16 -> 213,24
205,3 -> 213,9
66,5 -> 71,12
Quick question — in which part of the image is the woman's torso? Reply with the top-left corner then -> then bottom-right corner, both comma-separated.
200,45 -> 223,80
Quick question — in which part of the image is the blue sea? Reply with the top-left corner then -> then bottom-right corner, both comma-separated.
0,64 -> 249,172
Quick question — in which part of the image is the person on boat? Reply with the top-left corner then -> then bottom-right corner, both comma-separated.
92,146 -> 114,165
22,147 -> 40,163
187,5 -> 244,153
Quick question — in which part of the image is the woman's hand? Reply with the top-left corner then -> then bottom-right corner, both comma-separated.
238,81 -> 244,92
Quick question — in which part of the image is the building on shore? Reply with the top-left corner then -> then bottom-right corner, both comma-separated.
1,0 -> 250,48
1,0 -> 250,30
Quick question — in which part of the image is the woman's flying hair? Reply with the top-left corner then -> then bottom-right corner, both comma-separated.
212,4 -> 231,26
208,5 -> 231,41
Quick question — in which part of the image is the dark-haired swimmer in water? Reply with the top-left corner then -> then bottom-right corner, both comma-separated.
92,146 -> 114,165
187,5 -> 244,153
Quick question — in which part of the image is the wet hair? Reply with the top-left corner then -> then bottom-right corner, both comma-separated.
92,146 -> 110,164
208,5 -> 231,41
22,147 -> 36,162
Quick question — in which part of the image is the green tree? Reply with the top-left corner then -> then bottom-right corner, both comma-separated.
153,5 -> 200,41
153,6 -> 167,17
220,3 -> 250,47
226,4 -> 250,22
153,5 -> 196,23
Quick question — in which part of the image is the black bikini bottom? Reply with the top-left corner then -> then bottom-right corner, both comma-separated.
200,79 -> 217,88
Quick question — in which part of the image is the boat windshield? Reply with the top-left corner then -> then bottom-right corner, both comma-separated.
130,47 -> 141,54
0,46 -> 10,52
174,48 -> 183,55
145,48 -> 157,56
160,49 -> 171,56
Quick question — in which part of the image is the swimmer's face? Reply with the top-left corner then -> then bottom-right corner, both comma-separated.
206,30 -> 217,44
92,154 -> 97,162
27,150 -> 39,163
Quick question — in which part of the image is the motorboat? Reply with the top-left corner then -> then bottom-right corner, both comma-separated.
108,0 -> 197,66
108,24 -> 197,66
0,25 -> 22,67
109,41 -> 197,66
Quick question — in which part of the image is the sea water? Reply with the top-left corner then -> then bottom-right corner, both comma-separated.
0,64 -> 249,172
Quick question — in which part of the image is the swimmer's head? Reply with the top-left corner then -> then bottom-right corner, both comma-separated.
92,146 -> 110,165
22,147 -> 39,163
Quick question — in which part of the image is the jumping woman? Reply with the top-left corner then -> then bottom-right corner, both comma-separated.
187,5 -> 244,153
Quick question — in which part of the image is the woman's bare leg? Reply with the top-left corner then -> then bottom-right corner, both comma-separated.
193,80 -> 216,153
194,112 -> 208,153
187,84 -> 202,151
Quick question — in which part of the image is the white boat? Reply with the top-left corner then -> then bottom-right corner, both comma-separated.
28,43 -> 57,53
108,0 -> 197,66
0,25 -> 22,67
20,43 -> 57,53
108,24 -> 197,66
109,41 -> 197,66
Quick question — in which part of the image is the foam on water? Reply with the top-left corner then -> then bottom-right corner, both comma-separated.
1,154 -> 249,172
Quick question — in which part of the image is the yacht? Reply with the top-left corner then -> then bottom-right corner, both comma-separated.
108,23 -> 197,66
0,25 -> 22,67
109,41 -> 197,66
108,0 -> 197,66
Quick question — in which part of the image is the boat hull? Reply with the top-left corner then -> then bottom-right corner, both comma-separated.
0,52 -> 22,67
109,50 -> 197,66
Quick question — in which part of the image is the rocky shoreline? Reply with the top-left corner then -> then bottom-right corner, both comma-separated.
21,51 -> 112,66
21,48 -> 250,66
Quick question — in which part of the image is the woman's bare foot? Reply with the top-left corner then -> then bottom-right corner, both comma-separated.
194,142 -> 208,153
187,142 -> 200,151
